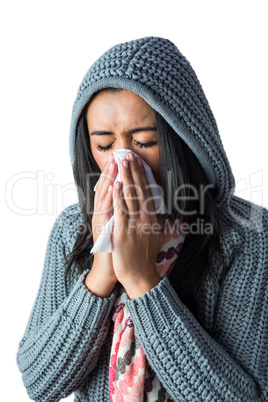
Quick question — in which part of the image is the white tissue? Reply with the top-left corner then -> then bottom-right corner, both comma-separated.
90,148 -> 167,253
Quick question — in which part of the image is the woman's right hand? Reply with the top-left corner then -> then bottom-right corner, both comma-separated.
89,154 -> 118,287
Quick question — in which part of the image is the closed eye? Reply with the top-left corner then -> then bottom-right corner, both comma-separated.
96,140 -> 158,152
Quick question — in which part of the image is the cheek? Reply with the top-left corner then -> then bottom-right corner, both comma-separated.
91,148 -> 106,172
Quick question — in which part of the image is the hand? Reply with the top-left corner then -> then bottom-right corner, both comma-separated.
91,154 -> 118,284
111,152 -> 164,292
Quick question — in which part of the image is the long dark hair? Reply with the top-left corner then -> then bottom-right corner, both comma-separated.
63,88 -> 228,321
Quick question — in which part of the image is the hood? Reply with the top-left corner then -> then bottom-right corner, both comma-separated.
69,36 -> 235,206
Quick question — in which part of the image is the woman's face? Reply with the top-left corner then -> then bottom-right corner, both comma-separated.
86,89 -> 160,184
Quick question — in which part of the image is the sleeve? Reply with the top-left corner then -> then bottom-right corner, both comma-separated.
125,276 -> 267,402
16,208 -> 118,402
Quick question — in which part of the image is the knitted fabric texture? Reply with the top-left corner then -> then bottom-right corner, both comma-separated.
69,36 -> 235,206
16,202 -> 268,401
16,36 -> 268,401
109,218 -> 185,401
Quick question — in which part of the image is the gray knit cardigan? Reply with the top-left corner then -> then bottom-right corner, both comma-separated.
17,37 -> 267,401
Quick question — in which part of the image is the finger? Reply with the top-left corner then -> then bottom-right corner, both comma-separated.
156,213 -> 165,233
139,158 -> 158,221
120,158 -> 139,216
95,182 -> 114,217
127,153 -> 157,221
95,182 -> 116,219
93,155 -> 117,219
113,181 -> 127,236
125,153 -> 145,209
95,154 -> 118,197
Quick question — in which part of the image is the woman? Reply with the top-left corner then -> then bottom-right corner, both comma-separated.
16,36 -> 267,401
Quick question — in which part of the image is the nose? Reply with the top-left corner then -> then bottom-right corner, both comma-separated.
114,138 -> 135,155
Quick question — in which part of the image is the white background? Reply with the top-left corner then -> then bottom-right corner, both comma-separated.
1,1 -> 267,400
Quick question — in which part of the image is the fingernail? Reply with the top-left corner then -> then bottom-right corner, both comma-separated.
123,160 -> 129,168
129,152 -> 135,161
109,162 -> 113,170
116,181 -> 121,189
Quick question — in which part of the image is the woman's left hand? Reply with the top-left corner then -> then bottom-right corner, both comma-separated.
111,152 -> 164,298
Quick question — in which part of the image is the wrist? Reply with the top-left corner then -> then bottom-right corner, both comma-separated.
122,272 -> 162,300
84,270 -> 117,298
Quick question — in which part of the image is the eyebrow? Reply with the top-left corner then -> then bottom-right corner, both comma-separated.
90,127 -> 157,136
